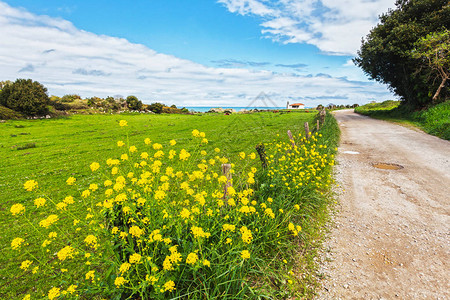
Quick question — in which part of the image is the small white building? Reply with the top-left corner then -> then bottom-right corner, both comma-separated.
287,102 -> 305,109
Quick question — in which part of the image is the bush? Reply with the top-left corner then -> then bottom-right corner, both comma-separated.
0,79 -> 49,116
126,95 -> 143,111
0,105 -> 23,119
148,102 -> 164,114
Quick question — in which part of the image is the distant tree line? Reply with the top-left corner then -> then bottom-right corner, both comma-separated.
0,78 -> 189,118
354,0 -> 449,108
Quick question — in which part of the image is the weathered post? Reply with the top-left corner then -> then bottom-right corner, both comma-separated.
304,122 -> 310,139
317,119 -> 320,131
255,143 -> 268,169
287,130 -> 295,147
221,163 -> 232,198
319,109 -> 326,124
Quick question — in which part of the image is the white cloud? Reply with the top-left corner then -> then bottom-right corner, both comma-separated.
218,0 -> 395,55
0,1 -> 393,107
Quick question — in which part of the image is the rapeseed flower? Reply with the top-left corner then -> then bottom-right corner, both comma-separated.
23,180 -> 38,191
10,203 -> 25,215
66,177 -> 76,185
48,287 -> 61,300
115,276 -> 127,287
241,250 -> 250,259
11,238 -> 24,250
186,253 -> 198,265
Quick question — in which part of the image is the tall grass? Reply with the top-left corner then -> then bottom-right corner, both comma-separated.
355,100 -> 450,140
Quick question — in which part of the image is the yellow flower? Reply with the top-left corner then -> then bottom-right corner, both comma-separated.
32,266 -> 39,274
226,238 -> 232,244
239,152 -> 246,159
63,196 -> 74,204
241,250 -> 250,259
119,120 -> 128,127
39,214 -> 59,228
66,177 -> 76,185
153,143 -> 163,150
57,246 -> 75,261
191,129 -> 200,137
191,226 -> 211,239
186,252 -> 198,265
146,275 -> 158,284
11,238 -> 25,250
115,276 -> 127,287
179,149 -> 191,161
214,148 -> 220,153
84,235 -> 98,248
240,226 -> 253,244
129,225 -> 144,238
66,285 -> 77,294
117,140 -> 125,147
119,262 -> 131,274
180,208 -> 190,219
170,139 -> 176,146
201,150 -> 207,156
10,203 -> 25,215
163,280 -> 176,292
201,138 -> 208,144
249,152 -> 256,159
90,162 -> 100,172
203,259 -> 211,267
56,202 -> 67,210
23,180 -> 38,191
48,287 -> 61,300
48,232 -> 57,238
144,138 -> 151,145
85,270 -> 95,281
22,295 -> 30,300
81,190 -> 90,198
129,145 -> 137,153
129,253 -> 142,264
20,260 -> 32,270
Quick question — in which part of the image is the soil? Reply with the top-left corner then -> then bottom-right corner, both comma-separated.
316,110 -> 450,299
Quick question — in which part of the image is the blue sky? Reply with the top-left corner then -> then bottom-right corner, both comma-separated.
0,0 -> 396,107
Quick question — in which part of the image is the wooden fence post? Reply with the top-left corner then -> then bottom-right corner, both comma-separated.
255,143 -> 268,168
319,109 -> 326,124
304,122 -> 310,139
221,163 -> 232,198
317,119 -> 320,131
287,130 -> 295,147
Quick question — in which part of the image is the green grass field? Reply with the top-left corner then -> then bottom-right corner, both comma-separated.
1,111 -> 342,299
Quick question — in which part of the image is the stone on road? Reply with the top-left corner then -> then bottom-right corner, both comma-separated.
317,110 -> 450,299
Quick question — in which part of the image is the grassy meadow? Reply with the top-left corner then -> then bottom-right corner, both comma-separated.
1,110 -> 339,299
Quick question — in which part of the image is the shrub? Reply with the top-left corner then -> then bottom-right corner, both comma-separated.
0,79 -> 49,116
0,105 -> 23,119
126,95 -> 143,111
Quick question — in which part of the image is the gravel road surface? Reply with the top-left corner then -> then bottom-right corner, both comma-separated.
317,110 -> 450,299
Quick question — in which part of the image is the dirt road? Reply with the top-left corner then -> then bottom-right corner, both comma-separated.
317,110 -> 450,299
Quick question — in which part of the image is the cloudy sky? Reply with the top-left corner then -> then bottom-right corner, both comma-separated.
0,0 -> 397,107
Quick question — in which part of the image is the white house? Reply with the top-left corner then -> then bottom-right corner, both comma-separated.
287,102 -> 305,109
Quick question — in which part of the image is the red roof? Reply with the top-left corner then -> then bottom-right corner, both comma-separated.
290,103 -> 304,106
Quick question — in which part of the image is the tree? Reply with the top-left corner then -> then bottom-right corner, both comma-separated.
354,0 -> 449,108
0,80 -> 12,90
410,29 -> 449,102
126,95 -> 143,111
0,79 -> 49,115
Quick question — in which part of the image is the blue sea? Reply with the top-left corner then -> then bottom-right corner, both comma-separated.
184,106 -> 285,112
